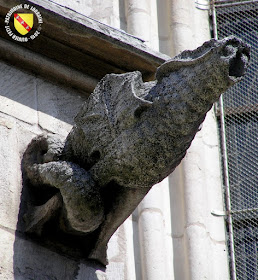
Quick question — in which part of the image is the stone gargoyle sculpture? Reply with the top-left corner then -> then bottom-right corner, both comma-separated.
23,36 -> 250,265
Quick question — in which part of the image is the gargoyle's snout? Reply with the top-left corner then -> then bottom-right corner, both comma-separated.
220,37 -> 250,80
155,36 -> 250,84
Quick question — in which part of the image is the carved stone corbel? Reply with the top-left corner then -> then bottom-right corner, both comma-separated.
22,36 -> 250,265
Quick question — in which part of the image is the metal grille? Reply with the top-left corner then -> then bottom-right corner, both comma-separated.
212,1 -> 258,279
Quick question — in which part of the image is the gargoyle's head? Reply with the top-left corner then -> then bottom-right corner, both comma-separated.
156,36 -> 250,86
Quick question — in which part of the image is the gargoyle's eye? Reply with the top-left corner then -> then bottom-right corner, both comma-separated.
222,45 -> 235,57
221,37 -> 243,57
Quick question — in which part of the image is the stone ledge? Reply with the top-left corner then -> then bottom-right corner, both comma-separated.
0,0 -> 170,95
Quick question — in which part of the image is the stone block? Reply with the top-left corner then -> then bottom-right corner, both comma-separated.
12,235 -> 79,280
106,262 -> 125,280
0,228 -> 15,280
0,61 -> 37,124
107,228 -> 120,262
36,79 -> 88,136
0,118 -> 20,231
0,115 -> 41,231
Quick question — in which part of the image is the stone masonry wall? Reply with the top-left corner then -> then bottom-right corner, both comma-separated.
0,60 -> 131,280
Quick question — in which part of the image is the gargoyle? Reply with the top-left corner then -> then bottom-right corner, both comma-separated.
23,36 -> 250,265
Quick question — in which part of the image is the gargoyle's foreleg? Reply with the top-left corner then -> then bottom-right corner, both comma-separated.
89,186 -> 151,265
25,161 -> 104,234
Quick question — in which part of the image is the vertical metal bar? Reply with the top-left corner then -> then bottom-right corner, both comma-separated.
211,3 -> 238,280
211,1 -> 218,39
218,97 -> 238,280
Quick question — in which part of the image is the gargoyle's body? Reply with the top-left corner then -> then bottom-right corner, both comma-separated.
23,36 -> 250,265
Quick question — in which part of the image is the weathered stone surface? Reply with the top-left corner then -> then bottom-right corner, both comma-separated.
23,36 -> 250,265
0,117 -> 21,231
37,80 -> 88,136
13,233 -> 79,280
0,61 -> 37,124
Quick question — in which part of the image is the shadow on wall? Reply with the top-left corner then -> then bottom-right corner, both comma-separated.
0,60 -> 88,131
1,58 -> 107,279
12,148 -> 106,280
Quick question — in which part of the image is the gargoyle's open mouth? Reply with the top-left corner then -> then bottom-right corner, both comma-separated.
229,48 -> 250,78
221,37 -> 250,80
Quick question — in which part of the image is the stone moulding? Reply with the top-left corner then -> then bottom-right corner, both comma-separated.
0,0 -> 169,94
22,36 -> 250,265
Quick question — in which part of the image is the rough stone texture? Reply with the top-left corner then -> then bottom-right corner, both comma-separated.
23,36 -> 250,265
0,62 -> 37,124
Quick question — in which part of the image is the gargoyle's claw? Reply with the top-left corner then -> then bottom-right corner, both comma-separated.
23,134 -> 65,185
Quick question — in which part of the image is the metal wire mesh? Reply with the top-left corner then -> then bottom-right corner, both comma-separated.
213,1 -> 258,279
